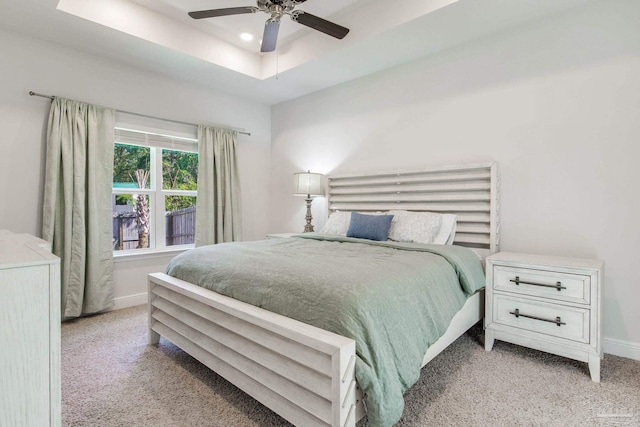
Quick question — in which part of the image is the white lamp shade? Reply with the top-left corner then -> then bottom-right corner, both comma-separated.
293,171 -> 325,197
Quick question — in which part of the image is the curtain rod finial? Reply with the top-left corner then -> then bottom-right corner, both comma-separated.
28,91 -> 55,100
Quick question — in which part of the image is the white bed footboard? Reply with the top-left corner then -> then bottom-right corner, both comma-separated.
148,272 -> 357,427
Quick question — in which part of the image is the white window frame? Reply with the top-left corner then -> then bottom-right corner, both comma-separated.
112,126 -> 198,255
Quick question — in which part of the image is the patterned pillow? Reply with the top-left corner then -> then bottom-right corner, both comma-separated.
387,210 -> 443,244
346,212 -> 394,241
320,211 -> 352,235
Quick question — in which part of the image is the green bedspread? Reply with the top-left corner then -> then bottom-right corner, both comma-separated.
165,233 -> 485,427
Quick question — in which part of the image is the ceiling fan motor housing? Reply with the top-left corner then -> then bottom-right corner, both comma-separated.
261,0 -> 304,15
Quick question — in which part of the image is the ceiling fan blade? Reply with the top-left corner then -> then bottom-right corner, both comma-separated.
188,7 -> 255,19
260,20 -> 280,53
293,12 -> 349,39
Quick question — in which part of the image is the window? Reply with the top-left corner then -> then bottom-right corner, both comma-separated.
112,127 -> 198,252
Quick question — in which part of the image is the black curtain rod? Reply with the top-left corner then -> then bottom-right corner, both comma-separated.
28,91 -> 251,136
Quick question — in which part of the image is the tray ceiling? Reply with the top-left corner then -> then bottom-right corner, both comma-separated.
0,0 -> 596,104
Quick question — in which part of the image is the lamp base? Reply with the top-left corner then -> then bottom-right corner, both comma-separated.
303,197 -> 314,233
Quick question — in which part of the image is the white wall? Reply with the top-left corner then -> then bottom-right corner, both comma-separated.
0,28 -> 272,305
271,0 -> 640,355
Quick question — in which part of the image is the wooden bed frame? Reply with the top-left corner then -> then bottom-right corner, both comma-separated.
148,162 -> 499,427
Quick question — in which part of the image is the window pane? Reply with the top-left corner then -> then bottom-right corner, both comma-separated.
112,194 -> 152,250
162,149 -> 198,191
165,196 -> 196,246
113,143 -> 151,189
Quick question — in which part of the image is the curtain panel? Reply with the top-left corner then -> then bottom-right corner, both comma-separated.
42,98 -> 115,319
195,126 -> 242,246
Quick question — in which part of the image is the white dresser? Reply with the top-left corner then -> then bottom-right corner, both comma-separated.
0,231 -> 61,426
484,252 -> 603,382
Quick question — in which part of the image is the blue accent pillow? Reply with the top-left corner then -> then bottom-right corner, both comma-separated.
346,212 -> 394,241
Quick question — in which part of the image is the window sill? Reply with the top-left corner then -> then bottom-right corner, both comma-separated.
113,245 -> 193,263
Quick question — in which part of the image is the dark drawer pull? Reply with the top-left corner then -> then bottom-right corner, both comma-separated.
510,308 -> 566,326
510,276 -> 566,291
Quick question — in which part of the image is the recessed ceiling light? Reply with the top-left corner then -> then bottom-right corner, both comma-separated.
240,33 -> 254,42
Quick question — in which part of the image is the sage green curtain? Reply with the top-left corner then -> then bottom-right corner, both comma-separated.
42,98 -> 115,319
195,126 -> 242,246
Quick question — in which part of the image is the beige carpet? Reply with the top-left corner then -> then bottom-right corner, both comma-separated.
62,305 -> 640,426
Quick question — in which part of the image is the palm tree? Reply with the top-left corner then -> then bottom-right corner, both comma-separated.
134,169 -> 150,249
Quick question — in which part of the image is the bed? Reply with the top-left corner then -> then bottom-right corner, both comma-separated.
148,162 -> 499,427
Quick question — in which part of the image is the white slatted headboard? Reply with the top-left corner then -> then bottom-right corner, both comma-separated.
327,162 -> 499,256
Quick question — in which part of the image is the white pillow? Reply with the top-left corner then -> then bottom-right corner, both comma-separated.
434,214 -> 457,245
320,211 -> 352,235
387,210 -> 443,244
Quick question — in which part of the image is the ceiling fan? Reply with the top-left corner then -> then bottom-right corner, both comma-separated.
188,0 -> 350,53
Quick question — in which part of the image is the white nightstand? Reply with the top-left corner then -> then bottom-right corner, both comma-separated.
484,252 -> 604,382
266,233 -> 298,239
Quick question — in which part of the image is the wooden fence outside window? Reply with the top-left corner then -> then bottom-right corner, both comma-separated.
112,206 -> 195,250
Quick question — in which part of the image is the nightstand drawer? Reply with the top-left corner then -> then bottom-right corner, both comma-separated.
493,265 -> 590,304
492,294 -> 590,343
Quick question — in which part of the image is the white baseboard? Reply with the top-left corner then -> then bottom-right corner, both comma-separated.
112,292 -> 147,311
604,337 -> 640,361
